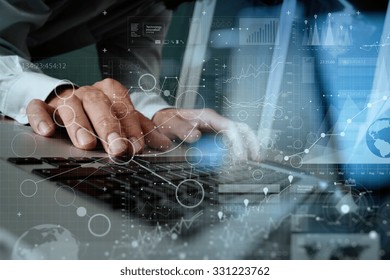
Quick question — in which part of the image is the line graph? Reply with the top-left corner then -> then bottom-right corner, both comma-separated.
283,93 -> 389,162
111,211 -> 204,258
222,96 -> 284,112
360,32 -> 390,53
222,57 -> 284,84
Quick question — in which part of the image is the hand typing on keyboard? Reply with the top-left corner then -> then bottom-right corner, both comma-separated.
26,78 -> 172,156
26,77 -> 259,161
153,108 -> 260,162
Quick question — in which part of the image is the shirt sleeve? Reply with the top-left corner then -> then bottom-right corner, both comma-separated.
130,91 -> 172,120
0,56 -> 72,124
0,1 -> 72,124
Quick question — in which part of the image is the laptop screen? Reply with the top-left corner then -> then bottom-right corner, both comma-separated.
203,0 -> 389,167
312,6 -> 389,164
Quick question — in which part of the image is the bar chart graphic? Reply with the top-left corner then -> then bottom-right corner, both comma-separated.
239,18 -> 280,45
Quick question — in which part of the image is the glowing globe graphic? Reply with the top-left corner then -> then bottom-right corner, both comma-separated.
366,118 -> 390,158
12,224 -> 79,259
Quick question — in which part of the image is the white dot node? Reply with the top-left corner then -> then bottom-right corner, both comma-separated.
304,149 -> 309,154
347,119 -> 352,124
76,207 -> 87,217
179,252 -> 186,259
284,156 -> 289,161
340,132 -> 346,137
369,231 -> 378,240
367,103 -> 372,108
383,96 -> 388,100
340,204 -> 350,214
321,133 -> 326,138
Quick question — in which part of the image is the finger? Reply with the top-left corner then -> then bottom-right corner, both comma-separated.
93,79 -> 145,154
153,109 -> 202,143
93,78 -> 129,101
138,113 -> 172,150
224,122 -> 248,162
237,122 -> 261,161
55,95 -> 97,150
26,99 -> 56,137
192,109 -> 232,132
160,116 -> 202,143
108,99 -> 145,154
186,109 -> 257,161
117,108 -> 145,154
78,88 -> 128,155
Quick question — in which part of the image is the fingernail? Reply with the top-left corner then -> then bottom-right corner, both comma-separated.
76,128 -> 95,146
38,121 -> 51,135
163,138 -> 173,149
108,132 -> 127,154
130,137 -> 142,153
185,129 -> 201,143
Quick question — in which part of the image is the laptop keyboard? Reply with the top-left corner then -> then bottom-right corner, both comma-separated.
8,156 -> 295,226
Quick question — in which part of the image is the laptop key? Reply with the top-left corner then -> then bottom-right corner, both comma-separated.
41,157 -> 69,163
190,169 -> 211,177
68,157 -> 97,163
50,162 -> 82,168
83,178 -> 123,192
40,157 -> 82,167
112,175 -> 152,186
135,156 -> 187,164
99,165 -> 136,176
8,157 -> 43,165
171,170 -> 198,179
156,163 -> 184,171
32,167 -> 111,181
131,173 -> 160,183
171,162 -> 193,170
147,164 -> 170,172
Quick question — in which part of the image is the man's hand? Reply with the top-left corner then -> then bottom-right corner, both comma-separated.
26,78 -> 172,156
152,108 -> 260,161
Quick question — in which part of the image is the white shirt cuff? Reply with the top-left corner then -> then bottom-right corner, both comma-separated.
2,72 -> 71,124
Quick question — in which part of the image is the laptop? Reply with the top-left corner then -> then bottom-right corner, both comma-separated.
0,0 -> 388,260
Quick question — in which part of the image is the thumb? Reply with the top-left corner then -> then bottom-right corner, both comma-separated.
26,99 -> 56,137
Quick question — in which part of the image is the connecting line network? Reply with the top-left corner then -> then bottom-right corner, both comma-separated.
283,93 -> 389,160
